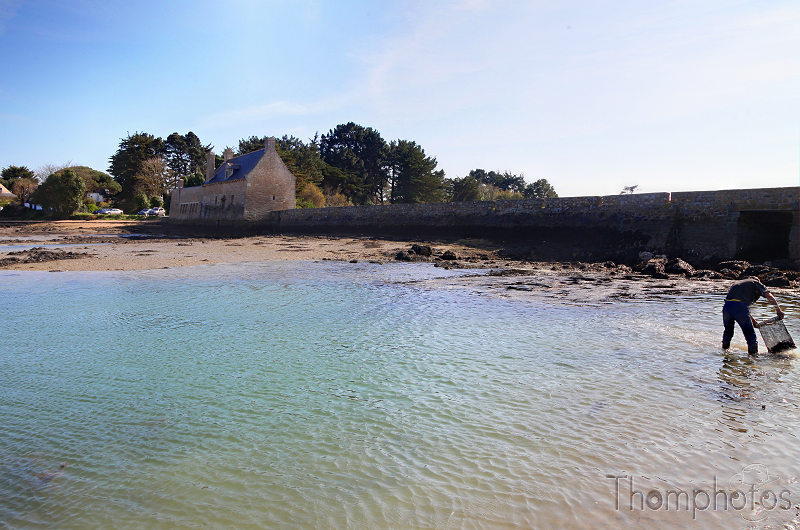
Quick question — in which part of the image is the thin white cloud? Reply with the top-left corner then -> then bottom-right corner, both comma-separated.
342,0 -> 799,194
452,0 -> 491,12
195,98 -> 344,131
354,1 -> 799,133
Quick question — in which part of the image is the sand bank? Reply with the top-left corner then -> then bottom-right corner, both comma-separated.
0,220 -> 794,307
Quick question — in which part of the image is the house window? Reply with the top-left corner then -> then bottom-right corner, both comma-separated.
272,195 -> 276,200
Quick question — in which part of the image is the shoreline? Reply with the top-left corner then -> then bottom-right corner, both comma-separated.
0,220 -> 796,306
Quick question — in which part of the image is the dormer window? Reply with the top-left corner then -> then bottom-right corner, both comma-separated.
225,164 -> 234,179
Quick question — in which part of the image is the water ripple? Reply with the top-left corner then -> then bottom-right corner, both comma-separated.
1,262 -> 799,528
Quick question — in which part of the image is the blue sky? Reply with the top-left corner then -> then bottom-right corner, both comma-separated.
0,0 -> 797,197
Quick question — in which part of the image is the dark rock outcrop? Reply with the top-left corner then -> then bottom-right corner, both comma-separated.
642,258 -> 669,279
666,258 -> 696,277
410,244 -> 432,257
716,260 -> 750,274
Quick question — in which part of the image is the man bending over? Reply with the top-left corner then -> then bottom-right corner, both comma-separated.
722,277 -> 784,354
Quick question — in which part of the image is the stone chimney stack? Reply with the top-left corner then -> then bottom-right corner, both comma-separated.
265,137 -> 275,152
223,147 -> 234,161
205,151 -> 215,183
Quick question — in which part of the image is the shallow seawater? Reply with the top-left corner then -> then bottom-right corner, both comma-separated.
1,261 -> 799,528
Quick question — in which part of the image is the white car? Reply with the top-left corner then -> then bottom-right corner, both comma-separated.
150,207 -> 166,216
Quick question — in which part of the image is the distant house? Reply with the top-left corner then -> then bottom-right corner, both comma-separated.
87,191 -> 106,203
169,137 -> 295,223
0,183 -> 15,200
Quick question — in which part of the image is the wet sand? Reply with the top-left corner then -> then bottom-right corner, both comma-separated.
0,219 -> 794,305
0,220 -> 492,271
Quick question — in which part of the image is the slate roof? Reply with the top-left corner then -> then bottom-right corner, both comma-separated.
206,149 -> 264,185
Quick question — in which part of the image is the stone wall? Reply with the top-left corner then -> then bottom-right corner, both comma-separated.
170,179 -> 248,221
668,188 -> 799,263
173,186 -> 799,265
244,138 -> 295,219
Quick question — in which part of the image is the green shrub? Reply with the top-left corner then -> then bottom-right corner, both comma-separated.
134,193 -> 149,212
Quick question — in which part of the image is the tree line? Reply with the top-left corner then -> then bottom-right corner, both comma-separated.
1,123 -> 557,217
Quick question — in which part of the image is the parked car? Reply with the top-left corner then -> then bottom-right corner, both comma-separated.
137,208 -> 153,216
150,207 -> 166,217
95,208 -> 112,215
105,208 -> 123,215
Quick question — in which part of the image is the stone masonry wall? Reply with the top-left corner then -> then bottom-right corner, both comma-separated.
266,187 -> 798,264
170,179 -> 247,221
244,139 -> 295,220
172,186 -> 798,265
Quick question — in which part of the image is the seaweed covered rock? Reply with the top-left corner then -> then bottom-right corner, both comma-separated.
741,264 -> 774,279
716,260 -> 750,274
666,258 -> 696,277
410,244 -> 432,257
642,258 -> 669,279
764,276 -> 791,288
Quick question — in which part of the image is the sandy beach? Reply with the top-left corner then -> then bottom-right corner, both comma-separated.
0,219 -> 495,271
0,219 -> 795,306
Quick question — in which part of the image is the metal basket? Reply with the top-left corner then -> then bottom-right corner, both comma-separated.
758,316 -> 796,353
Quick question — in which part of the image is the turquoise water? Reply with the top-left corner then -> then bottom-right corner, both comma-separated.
1,261 -> 799,528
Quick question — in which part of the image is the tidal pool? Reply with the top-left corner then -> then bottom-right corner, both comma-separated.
1,261 -> 798,528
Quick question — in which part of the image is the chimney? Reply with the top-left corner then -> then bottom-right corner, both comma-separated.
205,151 -> 215,182
265,137 -> 275,152
223,147 -> 234,161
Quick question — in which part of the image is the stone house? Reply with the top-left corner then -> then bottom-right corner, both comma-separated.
169,137 -> 295,222
0,183 -> 15,200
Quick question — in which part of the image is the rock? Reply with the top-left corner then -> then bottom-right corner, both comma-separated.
693,269 -> 723,279
349,259 -> 358,263
718,268 -> 739,279
410,244 -> 432,257
603,261 -> 616,268
764,276 -> 791,288
741,265 -> 774,279
616,264 -> 632,274
666,258 -> 696,277
638,251 -> 654,261
716,260 -> 750,273
440,250 -> 457,260
395,251 -> 413,262
642,258 -> 667,278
